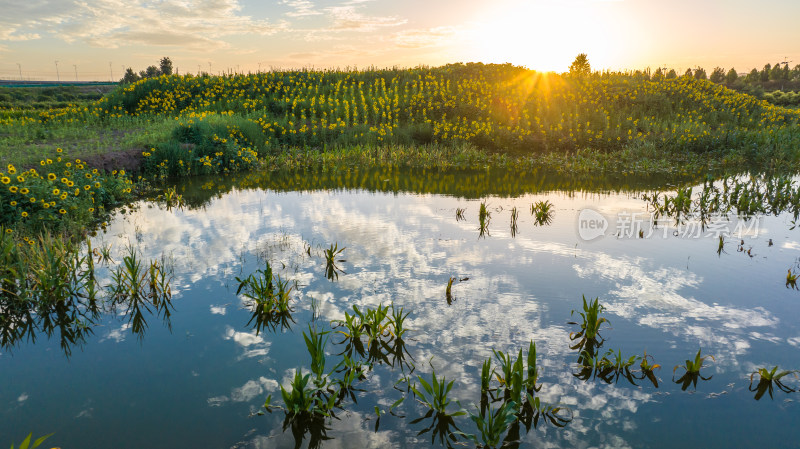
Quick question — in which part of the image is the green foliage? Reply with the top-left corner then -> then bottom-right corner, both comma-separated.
531,200 -> 553,226
0,150 -> 133,231
749,366 -> 798,400
569,53 -> 591,77
9,432 -> 53,449
461,401 -> 518,448
570,295 -> 609,342
323,243 -> 345,281
235,261 -> 294,334
410,370 -> 464,417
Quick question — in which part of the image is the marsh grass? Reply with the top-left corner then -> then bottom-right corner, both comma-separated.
531,200 -> 554,226
235,261 -> 294,334
478,202 -> 490,238
323,243 -> 345,281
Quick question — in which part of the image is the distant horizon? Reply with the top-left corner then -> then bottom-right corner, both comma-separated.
2,0 -> 798,82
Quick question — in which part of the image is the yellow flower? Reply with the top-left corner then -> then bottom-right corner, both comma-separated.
10,201 -> 17,206
9,186 -> 18,193
7,165 -> 16,174
0,177 -> 9,184
21,212 -> 28,218
56,148 -> 63,153
20,188 -> 29,195
48,173 -> 56,181
88,207 -> 94,213
4,229 -> 11,234
60,193 -> 68,200
42,202 -> 50,209
49,201 -> 55,206
16,176 -> 24,182
94,182 -> 100,188
59,209 -> 67,214
84,185 -> 91,190
52,188 -> 60,195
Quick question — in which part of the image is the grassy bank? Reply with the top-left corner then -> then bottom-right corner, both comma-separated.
1,63 -> 800,236
2,63 -> 799,174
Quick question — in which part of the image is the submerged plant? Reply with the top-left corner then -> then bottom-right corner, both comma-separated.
455,208 -> 466,221
749,366 -> 798,400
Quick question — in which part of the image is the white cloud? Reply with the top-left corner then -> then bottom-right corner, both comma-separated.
0,0 -> 288,49
282,0 -> 322,17
391,26 -> 458,49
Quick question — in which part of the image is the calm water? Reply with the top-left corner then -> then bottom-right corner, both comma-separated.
2,168 -> 799,448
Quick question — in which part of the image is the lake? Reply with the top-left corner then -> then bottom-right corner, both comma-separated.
2,167 -> 799,448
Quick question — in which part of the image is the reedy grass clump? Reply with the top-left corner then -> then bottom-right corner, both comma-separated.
235,261 -> 294,334
531,200 -> 553,226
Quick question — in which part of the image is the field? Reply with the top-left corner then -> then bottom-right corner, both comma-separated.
3,64 -> 800,449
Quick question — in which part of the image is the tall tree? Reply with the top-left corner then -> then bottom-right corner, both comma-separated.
666,69 -> 677,79
760,63 -> 771,82
725,68 -> 738,84
159,57 -> 173,76
709,67 -> 725,83
568,53 -> 591,76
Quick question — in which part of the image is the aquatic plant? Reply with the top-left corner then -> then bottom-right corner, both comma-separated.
569,295 -> 610,346
673,349 -> 715,390
9,432 -> 53,449
787,269 -> 798,289
510,206 -> 519,237
459,400 -> 518,449
478,202 -> 491,238
749,366 -> 798,400
445,277 -> 456,304
324,243 -> 345,281
108,246 -> 174,338
235,261 -> 293,334
155,186 -> 186,211
531,200 -> 553,226
410,370 -> 464,417
455,208 -> 465,221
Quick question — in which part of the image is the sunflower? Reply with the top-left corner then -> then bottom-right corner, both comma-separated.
20,212 -> 28,218
20,188 -> 29,195
47,173 -> 56,181
0,177 -> 9,184
9,186 -> 18,193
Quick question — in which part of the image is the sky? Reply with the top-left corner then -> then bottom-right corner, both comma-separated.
1,0 -> 799,81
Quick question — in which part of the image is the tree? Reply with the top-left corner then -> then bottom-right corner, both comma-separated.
725,68 -> 738,84
159,57 -> 173,76
666,69 -> 677,79
139,65 -> 160,79
745,68 -> 759,84
568,53 -> 591,76
683,68 -> 693,78
121,67 -> 140,84
769,63 -> 783,81
709,67 -> 725,83
693,67 -> 707,80
760,63 -> 771,82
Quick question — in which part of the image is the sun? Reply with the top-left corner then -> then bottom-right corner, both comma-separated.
466,0 -> 621,72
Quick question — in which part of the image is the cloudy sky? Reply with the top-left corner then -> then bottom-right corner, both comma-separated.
1,0 -> 799,80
